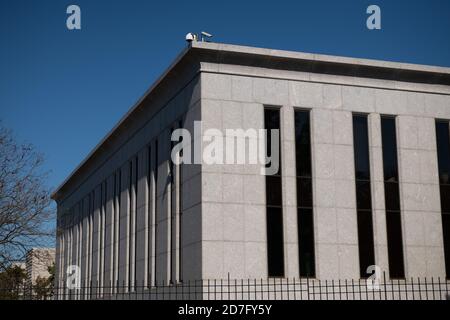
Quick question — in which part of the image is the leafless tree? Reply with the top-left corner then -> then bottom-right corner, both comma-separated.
0,124 -> 55,271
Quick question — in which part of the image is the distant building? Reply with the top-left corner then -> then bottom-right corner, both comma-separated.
10,261 -> 26,270
25,248 -> 55,287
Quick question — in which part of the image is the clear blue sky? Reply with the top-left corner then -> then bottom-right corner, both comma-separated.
1,0 -> 449,195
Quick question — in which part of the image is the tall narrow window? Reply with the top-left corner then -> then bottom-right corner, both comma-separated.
352,114 -> 376,278
147,146 -> 152,288
115,170 -> 121,289
169,123 -> 183,284
436,120 -> 450,279
88,192 -> 94,290
68,217 -> 73,274
100,181 -> 106,290
128,161 -> 133,291
170,129 -> 175,284
77,205 -> 82,282
264,107 -> 284,277
103,181 -> 107,287
99,184 -> 103,289
113,171 -> 119,291
154,140 -> 158,284
381,116 -> 405,279
178,119 -> 184,282
97,182 -> 103,293
85,198 -> 89,293
294,110 -> 315,277
59,233 -> 64,288
110,176 -> 115,291
134,156 -> 138,289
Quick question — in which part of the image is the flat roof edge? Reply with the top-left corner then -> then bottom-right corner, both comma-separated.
192,42 -> 450,75
51,44 -> 193,201
52,41 -> 450,202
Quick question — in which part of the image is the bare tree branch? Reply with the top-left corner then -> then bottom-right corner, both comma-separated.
0,123 -> 55,271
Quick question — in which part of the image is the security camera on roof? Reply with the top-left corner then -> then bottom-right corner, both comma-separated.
185,32 -> 197,42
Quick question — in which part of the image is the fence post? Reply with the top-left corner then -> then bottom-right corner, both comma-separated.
253,278 -> 257,300
438,277 -> 441,300
227,273 -> 230,300
418,277 -> 422,300
319,279 -> 322,301
345,279 -> 348,300
431,277 -> 435,300
236,278 -> 239,300
261,278 -> 264,300
352,278 -> 356,300
445,277 -> 449,300
207,279 -> 210,301
307,275 -> 310,300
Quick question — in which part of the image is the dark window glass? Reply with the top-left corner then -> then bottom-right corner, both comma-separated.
384,182 -> 400,211
296,149 -> 312,177
295,111 -> 312,177
298,209 -> 315,277
356,210 -> 375,278
381,118 -> 399,182
442,213 -> 450,278
154,140 -> 158,283
436,120 -> 450,278
170,129 -> 175,284
353,114 -> 376,278
147,146 -> 151,287
386,212 -> 405,278
266,176 -> 282,206
440,185 -> 450,213
128,161 -> 133,290
265,108 -> 281,175
117,173 -> 121,275
264,108 -> 284,277
178,119 -> 184,282
436,121 -> 450,185
135,156 -> 139,195
266,207 -> 285,277
295,110 -> 315,278
353,115 -> 371,180
356,181 -> 372,210
297,177 -> 313,208
265,109 -> 280,130
381,116 -> 405,279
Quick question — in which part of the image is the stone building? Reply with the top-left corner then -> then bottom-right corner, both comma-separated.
52,42 -> 450,297
26,248 -> 55,287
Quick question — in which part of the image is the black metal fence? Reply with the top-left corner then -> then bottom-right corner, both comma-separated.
2,272 -> 450,300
